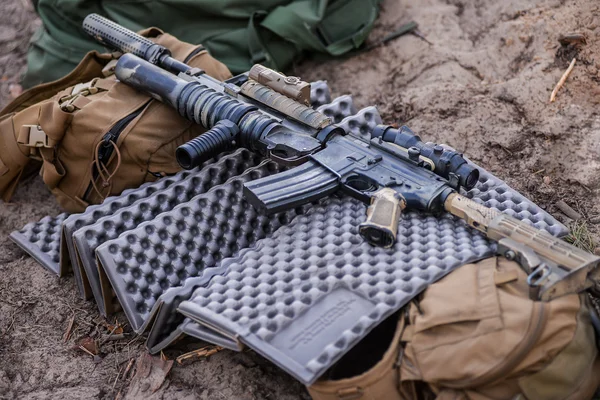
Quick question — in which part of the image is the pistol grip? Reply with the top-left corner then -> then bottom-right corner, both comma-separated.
359,188 -> 405,248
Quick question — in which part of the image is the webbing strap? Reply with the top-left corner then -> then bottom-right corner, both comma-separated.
58,77 -> 115,112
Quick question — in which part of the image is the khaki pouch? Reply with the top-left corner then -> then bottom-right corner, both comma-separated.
308,312 -> 405,400
0,28 -> 232,211
399,257 -> 600,400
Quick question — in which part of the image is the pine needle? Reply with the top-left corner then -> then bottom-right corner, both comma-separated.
550,58 -> 576,102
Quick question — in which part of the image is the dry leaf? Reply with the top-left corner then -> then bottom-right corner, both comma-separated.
76,336 -> 99,355
101,320 -> 124,335
125,353 -> 173,399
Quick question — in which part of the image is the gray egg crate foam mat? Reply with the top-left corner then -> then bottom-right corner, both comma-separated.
64,168 -> 201,298
144,155 -> 569,356
8,82 -> 569,385
74,149 -> 265,316
96,160 -> 305,330
9,212 -> 69,275
171,160 -> 568,385
177,197 -> 488,384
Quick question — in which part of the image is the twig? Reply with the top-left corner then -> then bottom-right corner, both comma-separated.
112,367 -> 121,391
101,334 -> 127,342
555,200 -> 582,220
500,146 -> 514,156
176,345 -> 223,365
532,169 -> 545,175
124,334 -> 143,348
63,314 -> 76,343
550,58 -> 576,102
123,358 -> 136,380
99,324 -> 120,345
1,311 -> 17,338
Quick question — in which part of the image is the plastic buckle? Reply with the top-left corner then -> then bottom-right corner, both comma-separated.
102,59 -> 119,77
59,79 -> 99,112
336,387 -> 364,400
59,96 -> 76,112
20,125 -> 51,148
71,79 -> 100,97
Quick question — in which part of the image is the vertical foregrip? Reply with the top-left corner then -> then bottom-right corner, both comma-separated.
176,121 -> 240,169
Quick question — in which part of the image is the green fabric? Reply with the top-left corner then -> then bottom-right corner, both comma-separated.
23,0 -> 382,88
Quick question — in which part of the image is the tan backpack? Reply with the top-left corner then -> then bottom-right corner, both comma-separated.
308,257 -> 600,400
0,28 -> 232,212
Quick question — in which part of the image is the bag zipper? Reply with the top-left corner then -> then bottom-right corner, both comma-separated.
83,104 -> 147,200
183,46 -> 206,64
441,301 -> 548,389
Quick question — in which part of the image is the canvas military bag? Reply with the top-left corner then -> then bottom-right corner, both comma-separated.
308,257 -> 600,400
24,0 -> 382,87
0,28 -> 232,212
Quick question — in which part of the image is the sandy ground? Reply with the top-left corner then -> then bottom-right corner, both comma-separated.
1,0 -> 599,399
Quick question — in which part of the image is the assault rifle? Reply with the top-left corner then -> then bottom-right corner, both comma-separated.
83,14 -> 599,301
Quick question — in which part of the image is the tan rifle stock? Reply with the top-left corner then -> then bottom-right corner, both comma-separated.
445,193 -> 600,300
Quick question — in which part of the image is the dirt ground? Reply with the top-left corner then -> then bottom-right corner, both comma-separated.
1,0 -> 599,399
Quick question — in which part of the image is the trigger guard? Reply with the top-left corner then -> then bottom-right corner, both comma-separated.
267,148 -> 311,166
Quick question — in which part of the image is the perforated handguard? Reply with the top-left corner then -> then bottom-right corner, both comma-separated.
83,14 -> 191,74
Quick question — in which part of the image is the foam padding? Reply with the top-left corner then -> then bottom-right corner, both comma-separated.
175,178 -> 564,385
9,213 -> 69,275
147,159 -> 567,361
317,95 -> 357,123
73,149 -> 263,315
149,318 -> 241,353
143,122 -> 567,360
338,106 -> 383,141
309,80 -> 331,108
61,168 -> 202,298
95,160 -> 306,331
